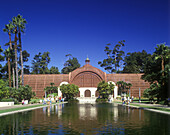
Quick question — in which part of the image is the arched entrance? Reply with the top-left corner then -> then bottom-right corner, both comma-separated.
84,90 -> 91,97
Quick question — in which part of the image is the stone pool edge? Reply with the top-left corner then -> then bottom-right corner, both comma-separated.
0,102 -> 67,117
114,102 -> 170,115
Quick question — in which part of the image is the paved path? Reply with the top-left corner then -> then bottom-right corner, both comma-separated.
114,99 -> 170,109
0,104 -> 41,110
0,102 -> 67,117
131,102 -> 170,109
0,102 -> 67,111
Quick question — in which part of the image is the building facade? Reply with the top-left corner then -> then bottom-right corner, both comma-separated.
24,59 -> 149,100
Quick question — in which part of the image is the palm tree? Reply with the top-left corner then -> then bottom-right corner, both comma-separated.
3,22 -> 15,87
116,81 -> 127,95
13,14 -> 27,86
126,83 -> 132,97
154,44 -> 169,80
12,17 -> 19,89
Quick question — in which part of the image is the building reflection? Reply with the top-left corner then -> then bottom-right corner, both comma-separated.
79,104 -> 97,120
57,104 -> 63,118
1,103 -> 169,135
113,103 -> 118,121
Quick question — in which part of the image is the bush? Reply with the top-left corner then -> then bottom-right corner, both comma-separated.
0,79 -> 10,100
47,93 -> 58,98
60,84 -> 79,100
68,98 -> 79,103
116,96 -> 121,100
96,98 -> 108,103
0,98 -> 13,102
53,93 -> 58,97
29,99 -> 40,104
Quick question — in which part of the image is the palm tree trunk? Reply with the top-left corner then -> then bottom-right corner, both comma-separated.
12,67 -> 15,88
14,28 -> 18,89
7,57 -> 11,87
161,56 -> 165,86
9,32 -> 15,88
8,32 -> 12,87
18,29 -> 24,86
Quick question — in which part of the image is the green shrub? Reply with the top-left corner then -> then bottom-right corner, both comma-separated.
0,98 -> 13,102
116,96 -> 121,100
96,98 -> 108,103
68,98 -> 79,103
47,93 -> 58,98
53,93 -> 58,97
29,99 -> 40,104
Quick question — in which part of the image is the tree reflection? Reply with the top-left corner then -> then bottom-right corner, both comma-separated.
0,103 -> 169,135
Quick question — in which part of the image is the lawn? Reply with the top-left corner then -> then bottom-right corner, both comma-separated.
130,103 -> 170,112
0,104 -> 45,114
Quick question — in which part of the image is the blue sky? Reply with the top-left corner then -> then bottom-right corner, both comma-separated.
0,0 -> 169,73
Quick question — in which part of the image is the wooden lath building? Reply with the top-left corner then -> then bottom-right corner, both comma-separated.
24,58 -> 149,98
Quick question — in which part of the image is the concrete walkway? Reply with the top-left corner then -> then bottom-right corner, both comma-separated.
0,102 -> 67,117
121,102 -> 170,115
0,103 -> 42,111
131,102 -> 170,109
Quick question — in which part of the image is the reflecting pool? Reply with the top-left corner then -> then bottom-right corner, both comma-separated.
0,103 -> 169,135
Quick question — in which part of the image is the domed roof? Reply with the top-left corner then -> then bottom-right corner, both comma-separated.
86,57 -> 90,61
69,63 -> 106,83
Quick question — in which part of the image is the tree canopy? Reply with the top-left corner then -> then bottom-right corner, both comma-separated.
49,66 -> 60,74
44,83 -> 58,95
142,43 -> 170,102
97,81 -> 115,99
116,81 -> 132,96
0,46 -> 4,78
31,52 -> 50,74
98,40 -> 125,73
123,50 -> 151,73
0,79 -> 35,102
60,84 -> 79,99
61,54 -> 80,74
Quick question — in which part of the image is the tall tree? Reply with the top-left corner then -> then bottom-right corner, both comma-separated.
12,17 -> 19,89
40,52 -> 50,74
3,23 -> 15,87
98,40 -> 125,73
61,54 -> 80,74
0,46 -> 4,79
31,52 -> 51,74
142,43 -> 170,102
3,48 -> 12,81
116,81 -> 127,95
13,14 -> 27,86
123,50 -> 151,73
31,52 -> 41,74
49,66 -> 60,74
18,50 -> 30,75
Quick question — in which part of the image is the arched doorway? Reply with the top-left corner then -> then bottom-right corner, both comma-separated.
84,90 -> 91,97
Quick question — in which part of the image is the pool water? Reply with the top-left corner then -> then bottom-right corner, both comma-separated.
0,103 -> 169,135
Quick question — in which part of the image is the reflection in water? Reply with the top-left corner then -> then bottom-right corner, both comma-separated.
0,103 -> 169,135
114,103 -> 118,121
139,108 -> 141,120
58,104 -> 62,118
43,107 -> 46,114
79,104 -> 97,120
